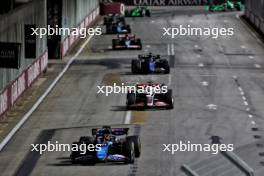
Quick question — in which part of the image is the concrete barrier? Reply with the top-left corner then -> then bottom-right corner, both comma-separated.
0,51 -> 48,120
61,7 -> 100,57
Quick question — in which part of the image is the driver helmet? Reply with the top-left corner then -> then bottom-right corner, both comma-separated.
102,128 -> 111,141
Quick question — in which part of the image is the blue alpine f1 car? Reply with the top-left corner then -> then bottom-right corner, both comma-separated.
70,126 -> 141,165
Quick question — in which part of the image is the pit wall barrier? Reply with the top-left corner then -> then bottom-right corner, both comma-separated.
61,7 -> 100,57
0,50 -> 48,119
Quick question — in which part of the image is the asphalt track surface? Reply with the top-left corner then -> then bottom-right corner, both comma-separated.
1,6 -> 264,176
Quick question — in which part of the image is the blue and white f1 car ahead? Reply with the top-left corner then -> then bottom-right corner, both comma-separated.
70,126 -> 141,165
132,53 -> 170,74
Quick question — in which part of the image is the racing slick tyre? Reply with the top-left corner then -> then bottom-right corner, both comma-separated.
131,59 -> 141,74
235,3 -> 242,11
146,10 -> 151,17
127,93 -> 136,109
163,60 -> 170,74
127,25 -> 131,33
164,89 -> 174,109
125,10 -> 130,17
84,157 -> 96,166
136,39 -> 142,50
105,25 -> 114,34
126,136 -> 141,158
70,142 -> 80,164
124,139 -> 135,164
103,17 -> 107,25
209,7 -> 213,12
112,39 -> 118,50
71,141 -> 96,165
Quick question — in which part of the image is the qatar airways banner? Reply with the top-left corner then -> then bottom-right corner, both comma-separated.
113,0 -> 210,5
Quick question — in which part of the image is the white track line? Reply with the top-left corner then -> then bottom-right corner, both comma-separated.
198,63 -> 204,67
171,43 -> 175,55
254,64 -> 261,68
168,74 -> 172,86
0,34 -> 94,151
124,111 -> 131,124
244,101 -> 249,106
167,44 -> 171,56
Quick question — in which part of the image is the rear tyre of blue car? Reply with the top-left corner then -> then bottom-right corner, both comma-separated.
136,39 -> 142,50
126,136 -> 141,158
132,60 -> 141,74
112,39 -> 118,50
124,139 -> 135,164
163,60 -> 170,74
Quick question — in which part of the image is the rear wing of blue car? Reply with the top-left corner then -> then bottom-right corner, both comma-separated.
92,127 -> 129,136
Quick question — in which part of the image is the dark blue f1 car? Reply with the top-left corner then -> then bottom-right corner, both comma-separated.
131,53 -> 170,74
